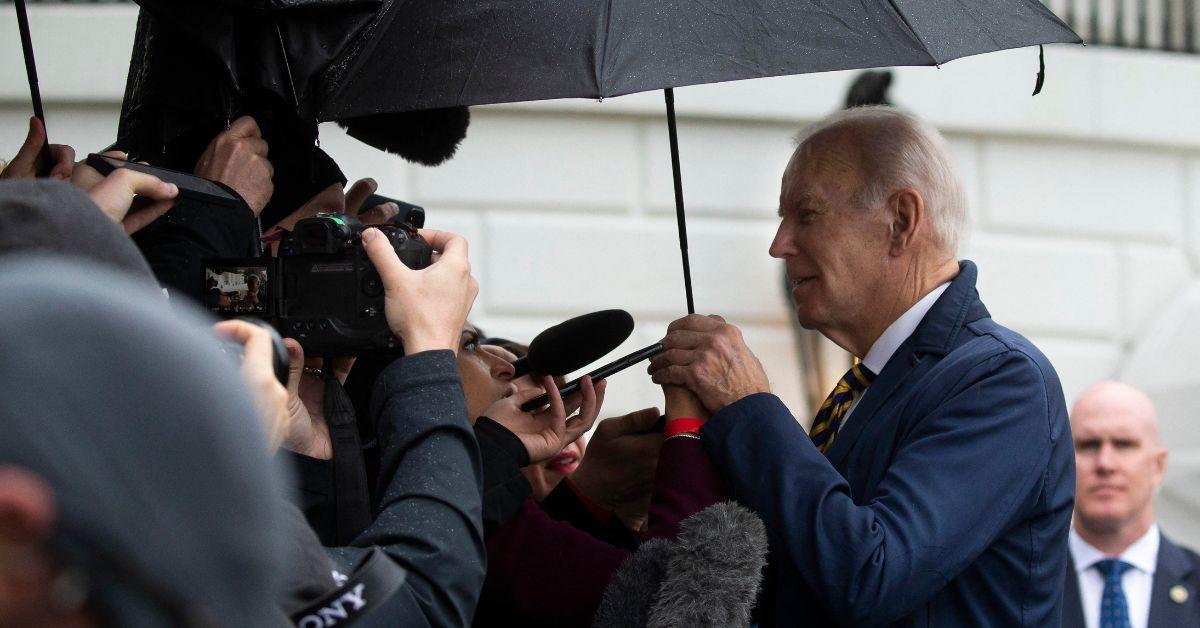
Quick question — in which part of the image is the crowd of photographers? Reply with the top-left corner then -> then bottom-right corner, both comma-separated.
0,116 -> 754,627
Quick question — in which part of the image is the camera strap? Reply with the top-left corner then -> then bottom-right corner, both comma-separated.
289,547 -> 406,627
325,373 -> 373,545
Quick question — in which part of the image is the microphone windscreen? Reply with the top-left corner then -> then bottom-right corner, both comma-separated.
520,309 -> 635,377
336,107 -> 470,166
591,538 -> 672,628
646,502 -> 769,628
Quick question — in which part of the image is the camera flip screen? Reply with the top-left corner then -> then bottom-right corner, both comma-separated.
203,261 -> 270,316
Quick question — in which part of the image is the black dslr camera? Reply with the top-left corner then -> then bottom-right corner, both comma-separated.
203,205 -> 432,355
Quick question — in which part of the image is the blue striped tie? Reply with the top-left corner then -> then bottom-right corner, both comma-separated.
809,364 -> 875,453
1095,559 -> 1133,628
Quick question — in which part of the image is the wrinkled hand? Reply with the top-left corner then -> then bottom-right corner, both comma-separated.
487,376 -> 605,463
362,227 -> 477,354
1,117 -> 74,180
194,116 -> 274,214
648,314 -> 771,413
280,340 -> 354,460
570,407 -> 663,529
214,320 -> 289,451
74,154 -> 179,234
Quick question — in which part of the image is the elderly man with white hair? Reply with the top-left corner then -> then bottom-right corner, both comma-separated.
649,107 -> 1075,627
1063,381 -> 1200,628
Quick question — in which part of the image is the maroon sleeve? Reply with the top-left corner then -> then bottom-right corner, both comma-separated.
475,499 -> 629,628
644,435 -> 729,540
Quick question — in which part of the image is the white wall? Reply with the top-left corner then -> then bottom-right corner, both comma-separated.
5,4 -> 1200,545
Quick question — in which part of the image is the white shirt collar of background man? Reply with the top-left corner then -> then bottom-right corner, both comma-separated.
860,282 -> 952,375
1070,524 -> 1161,576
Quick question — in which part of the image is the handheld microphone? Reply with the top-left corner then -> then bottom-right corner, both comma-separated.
591,538 -> 672,628
512,309 -> 635,378
646,502 -> 769,627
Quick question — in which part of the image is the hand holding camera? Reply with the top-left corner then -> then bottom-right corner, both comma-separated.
214,319 -> 290,451
362,226 -> 478,355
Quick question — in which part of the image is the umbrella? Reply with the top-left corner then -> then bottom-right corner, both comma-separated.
313,1 -> 1079,312
125,0 -> 1080,312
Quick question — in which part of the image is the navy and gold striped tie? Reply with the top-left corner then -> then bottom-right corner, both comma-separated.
809,363 -> 876,453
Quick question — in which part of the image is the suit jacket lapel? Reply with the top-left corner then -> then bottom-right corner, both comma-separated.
1149,534 -> 1196,627
825,344 -> 920,468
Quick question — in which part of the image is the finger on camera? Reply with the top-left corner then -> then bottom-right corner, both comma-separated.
345,177 -> 378,214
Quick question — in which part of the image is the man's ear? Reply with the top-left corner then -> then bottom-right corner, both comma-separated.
887,188 -> 924,257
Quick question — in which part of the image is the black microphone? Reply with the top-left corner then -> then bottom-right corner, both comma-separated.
512,309 -> 635,378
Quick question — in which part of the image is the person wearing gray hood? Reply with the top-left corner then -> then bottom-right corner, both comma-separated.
0,254 -> 289,626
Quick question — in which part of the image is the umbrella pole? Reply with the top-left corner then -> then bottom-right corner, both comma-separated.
664,88 -> 696,315
13,0 -> 50,174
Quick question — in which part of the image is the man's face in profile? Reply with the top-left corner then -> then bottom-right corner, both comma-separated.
770,132 -> 894,334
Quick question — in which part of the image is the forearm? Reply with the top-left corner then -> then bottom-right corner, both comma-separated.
644,435 -> 728,540
474,417 -> 533,535
348,350 -> 485,627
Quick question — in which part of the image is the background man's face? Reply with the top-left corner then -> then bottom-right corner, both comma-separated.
1073,401 -> 1166,533
769,133 -> 893,334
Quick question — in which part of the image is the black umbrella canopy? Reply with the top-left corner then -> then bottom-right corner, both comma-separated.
319,0 -> 1079,118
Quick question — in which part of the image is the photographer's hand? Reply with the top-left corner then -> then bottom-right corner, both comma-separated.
214,320 -> 289,451
75,156 -> 179,234
194,116 -> 274,215
0,117 -> 74,180
487,376 -> 606,464
362,227 -> 478,355
280,340 -> 354,460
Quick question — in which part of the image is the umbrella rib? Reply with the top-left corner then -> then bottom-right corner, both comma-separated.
883,0 -> 942,66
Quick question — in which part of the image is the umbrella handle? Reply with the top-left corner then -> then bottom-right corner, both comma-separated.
664,88 -> 695,315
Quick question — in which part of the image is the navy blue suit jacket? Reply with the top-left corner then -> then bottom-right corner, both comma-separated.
1063,532 -> 1200,628
702,261 -> 1075,626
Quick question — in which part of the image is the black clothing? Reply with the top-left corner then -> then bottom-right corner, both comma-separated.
475,416 -> 533,535
132,194 -> 260,302
327,350 -> 486,627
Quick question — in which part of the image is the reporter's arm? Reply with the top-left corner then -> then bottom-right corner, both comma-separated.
328,350 -> 485,627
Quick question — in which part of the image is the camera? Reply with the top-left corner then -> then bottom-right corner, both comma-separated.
203,204 -> 432,355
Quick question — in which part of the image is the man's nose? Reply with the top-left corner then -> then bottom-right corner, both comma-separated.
769,221 -> 792,259
1094,443 -> 1119,473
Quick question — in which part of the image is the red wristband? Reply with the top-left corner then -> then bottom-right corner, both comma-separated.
665,417 -> 705,438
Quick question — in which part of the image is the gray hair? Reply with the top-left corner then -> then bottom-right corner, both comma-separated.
793,106 -> 967,255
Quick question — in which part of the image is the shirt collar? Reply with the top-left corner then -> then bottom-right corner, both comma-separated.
861,282 -> 951,375
1069,524 -> 1161,575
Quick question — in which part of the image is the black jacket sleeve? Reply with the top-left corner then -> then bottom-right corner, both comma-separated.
326,350 -> 486,627
132,196 -> 259,301
474,416 -> 533,536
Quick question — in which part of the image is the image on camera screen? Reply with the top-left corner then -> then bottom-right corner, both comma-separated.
204,263 -> 269,315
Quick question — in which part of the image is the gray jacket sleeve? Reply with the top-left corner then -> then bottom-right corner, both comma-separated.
326,349 -> 486,627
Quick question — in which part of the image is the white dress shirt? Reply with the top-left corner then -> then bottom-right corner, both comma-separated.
1069,525 -> 1160,628
840,282 -> 950,427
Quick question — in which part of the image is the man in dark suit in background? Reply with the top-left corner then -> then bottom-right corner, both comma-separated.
1064,381 -> 1200,628
649,106 -> 1075,626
